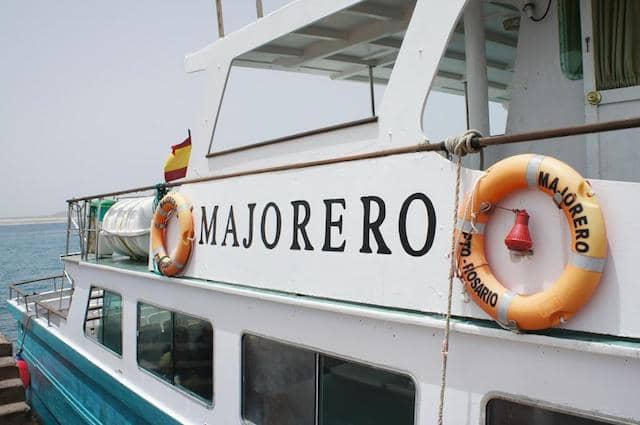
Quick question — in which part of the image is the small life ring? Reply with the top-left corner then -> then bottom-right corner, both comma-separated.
151,192 -> 194,277
455,154 -> 607,330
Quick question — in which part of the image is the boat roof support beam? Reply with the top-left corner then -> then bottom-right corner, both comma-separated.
452,26 -> 518,49
342,2 -> 406,20
294,26 -> 349,41
274,5 -> 414,68
331,51 -> 398,80
254,45 -> 304,57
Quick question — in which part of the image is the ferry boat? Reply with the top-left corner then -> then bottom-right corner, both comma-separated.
7,0 -> 640,424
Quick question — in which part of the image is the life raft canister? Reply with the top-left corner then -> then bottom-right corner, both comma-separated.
455,154 -> 607,331
151,192 -> 195,277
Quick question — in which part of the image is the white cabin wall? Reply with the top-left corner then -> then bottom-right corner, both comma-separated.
484,1 -> 587,175
596,101 -> 640,182
42,260 -> 640,424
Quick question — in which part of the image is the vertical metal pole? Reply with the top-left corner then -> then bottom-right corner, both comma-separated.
95,198 -> 102,263
216,0 -> 225,38
65,202 -> 72,255
256,0 -> 264,18
464,80 -> 484,169
368,66 -> 376,117
464,0 -> 490,169
463,81 -> 470,130
82,200 -> 89,260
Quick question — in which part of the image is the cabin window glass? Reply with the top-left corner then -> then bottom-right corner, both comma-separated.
208,0 -> 417,155
84,287 -> 122,356
242,335 -> 316,425
241,335 -> 416,425
486,398 -> 622,424
318,355 -> 415,425
137,303 -> 213,403
592,0 -> 640,90
558,0 -> 583,80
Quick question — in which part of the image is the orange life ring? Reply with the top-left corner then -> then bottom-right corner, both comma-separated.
151,192 -> 194,277
455,154 -> 607,330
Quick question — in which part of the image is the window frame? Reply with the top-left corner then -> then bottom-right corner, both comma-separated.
481,392 -> 635,425
204,0 -> 423,158
206,116 -> 378,158
136,300 -> 215,408
240,332 -> 417,425
83,286 -> 123,358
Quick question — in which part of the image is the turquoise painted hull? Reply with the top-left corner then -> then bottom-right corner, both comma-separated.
8,304 -> 180,425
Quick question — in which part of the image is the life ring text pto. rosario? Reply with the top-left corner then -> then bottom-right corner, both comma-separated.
455,154 -> 607,331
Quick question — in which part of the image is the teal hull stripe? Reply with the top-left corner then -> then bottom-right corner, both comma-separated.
8,303 -> 180,425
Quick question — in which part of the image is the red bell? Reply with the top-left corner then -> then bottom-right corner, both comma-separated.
504,209 -> 533,252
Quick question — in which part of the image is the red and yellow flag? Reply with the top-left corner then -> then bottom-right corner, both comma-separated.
164,131 -> 192,182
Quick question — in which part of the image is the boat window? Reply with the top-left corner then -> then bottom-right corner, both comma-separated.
241,334 -> 415,425
591,0 -> 640,90
318,355 -> 416,425
208,0 -> 417,156
84,287 -> 122,356
242,335 -> 316,425
558,0 -> 583,80
486,397 -> 625,424
137,303 -> 213,403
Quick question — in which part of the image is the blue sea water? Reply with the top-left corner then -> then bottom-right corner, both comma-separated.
0,222 -> 76,341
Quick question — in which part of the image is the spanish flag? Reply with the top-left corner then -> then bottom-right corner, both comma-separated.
164,130 -> 192,182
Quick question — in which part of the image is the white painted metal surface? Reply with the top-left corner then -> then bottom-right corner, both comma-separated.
13,257 -> 637,425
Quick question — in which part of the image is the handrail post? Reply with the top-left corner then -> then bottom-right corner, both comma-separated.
256,0 -> 264,18
95,197 -> 102,263
65,202 -> 72,256
216,0 -> 225,38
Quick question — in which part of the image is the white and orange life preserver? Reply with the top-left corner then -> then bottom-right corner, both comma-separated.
455,154 -> 607,330
151,192 -> 194,277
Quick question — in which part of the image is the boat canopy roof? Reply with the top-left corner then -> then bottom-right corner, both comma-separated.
234,0 -> 519,102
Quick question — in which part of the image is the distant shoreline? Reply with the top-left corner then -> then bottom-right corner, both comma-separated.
0,217 -> 67,226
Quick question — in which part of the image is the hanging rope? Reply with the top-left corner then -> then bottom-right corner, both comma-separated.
437,129 -> 482,425
16,314 -> 33,355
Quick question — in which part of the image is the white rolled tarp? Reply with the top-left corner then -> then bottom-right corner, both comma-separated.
101,197 -> 154,259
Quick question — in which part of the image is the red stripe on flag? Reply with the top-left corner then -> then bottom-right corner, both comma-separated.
171,136 -> 192,154
164,167 -> 188,182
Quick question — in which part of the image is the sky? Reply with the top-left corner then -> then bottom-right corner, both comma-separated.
0,0 -> 285,218
0,0 -> 505,218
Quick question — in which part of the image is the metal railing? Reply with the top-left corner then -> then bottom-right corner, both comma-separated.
65,188 -> 156,261
61,116 -> 640,261
215,0 -> 265,38
8,274 -> 74,324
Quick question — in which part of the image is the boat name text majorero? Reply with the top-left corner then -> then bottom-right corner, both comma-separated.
198,192 -> 437,257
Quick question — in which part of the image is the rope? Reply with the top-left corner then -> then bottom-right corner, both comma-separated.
16,314 -> 33,355
529,0 -> 552,22
153,183 -> 168,211
437,130 -> 482,424
444,129 -> 482,157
